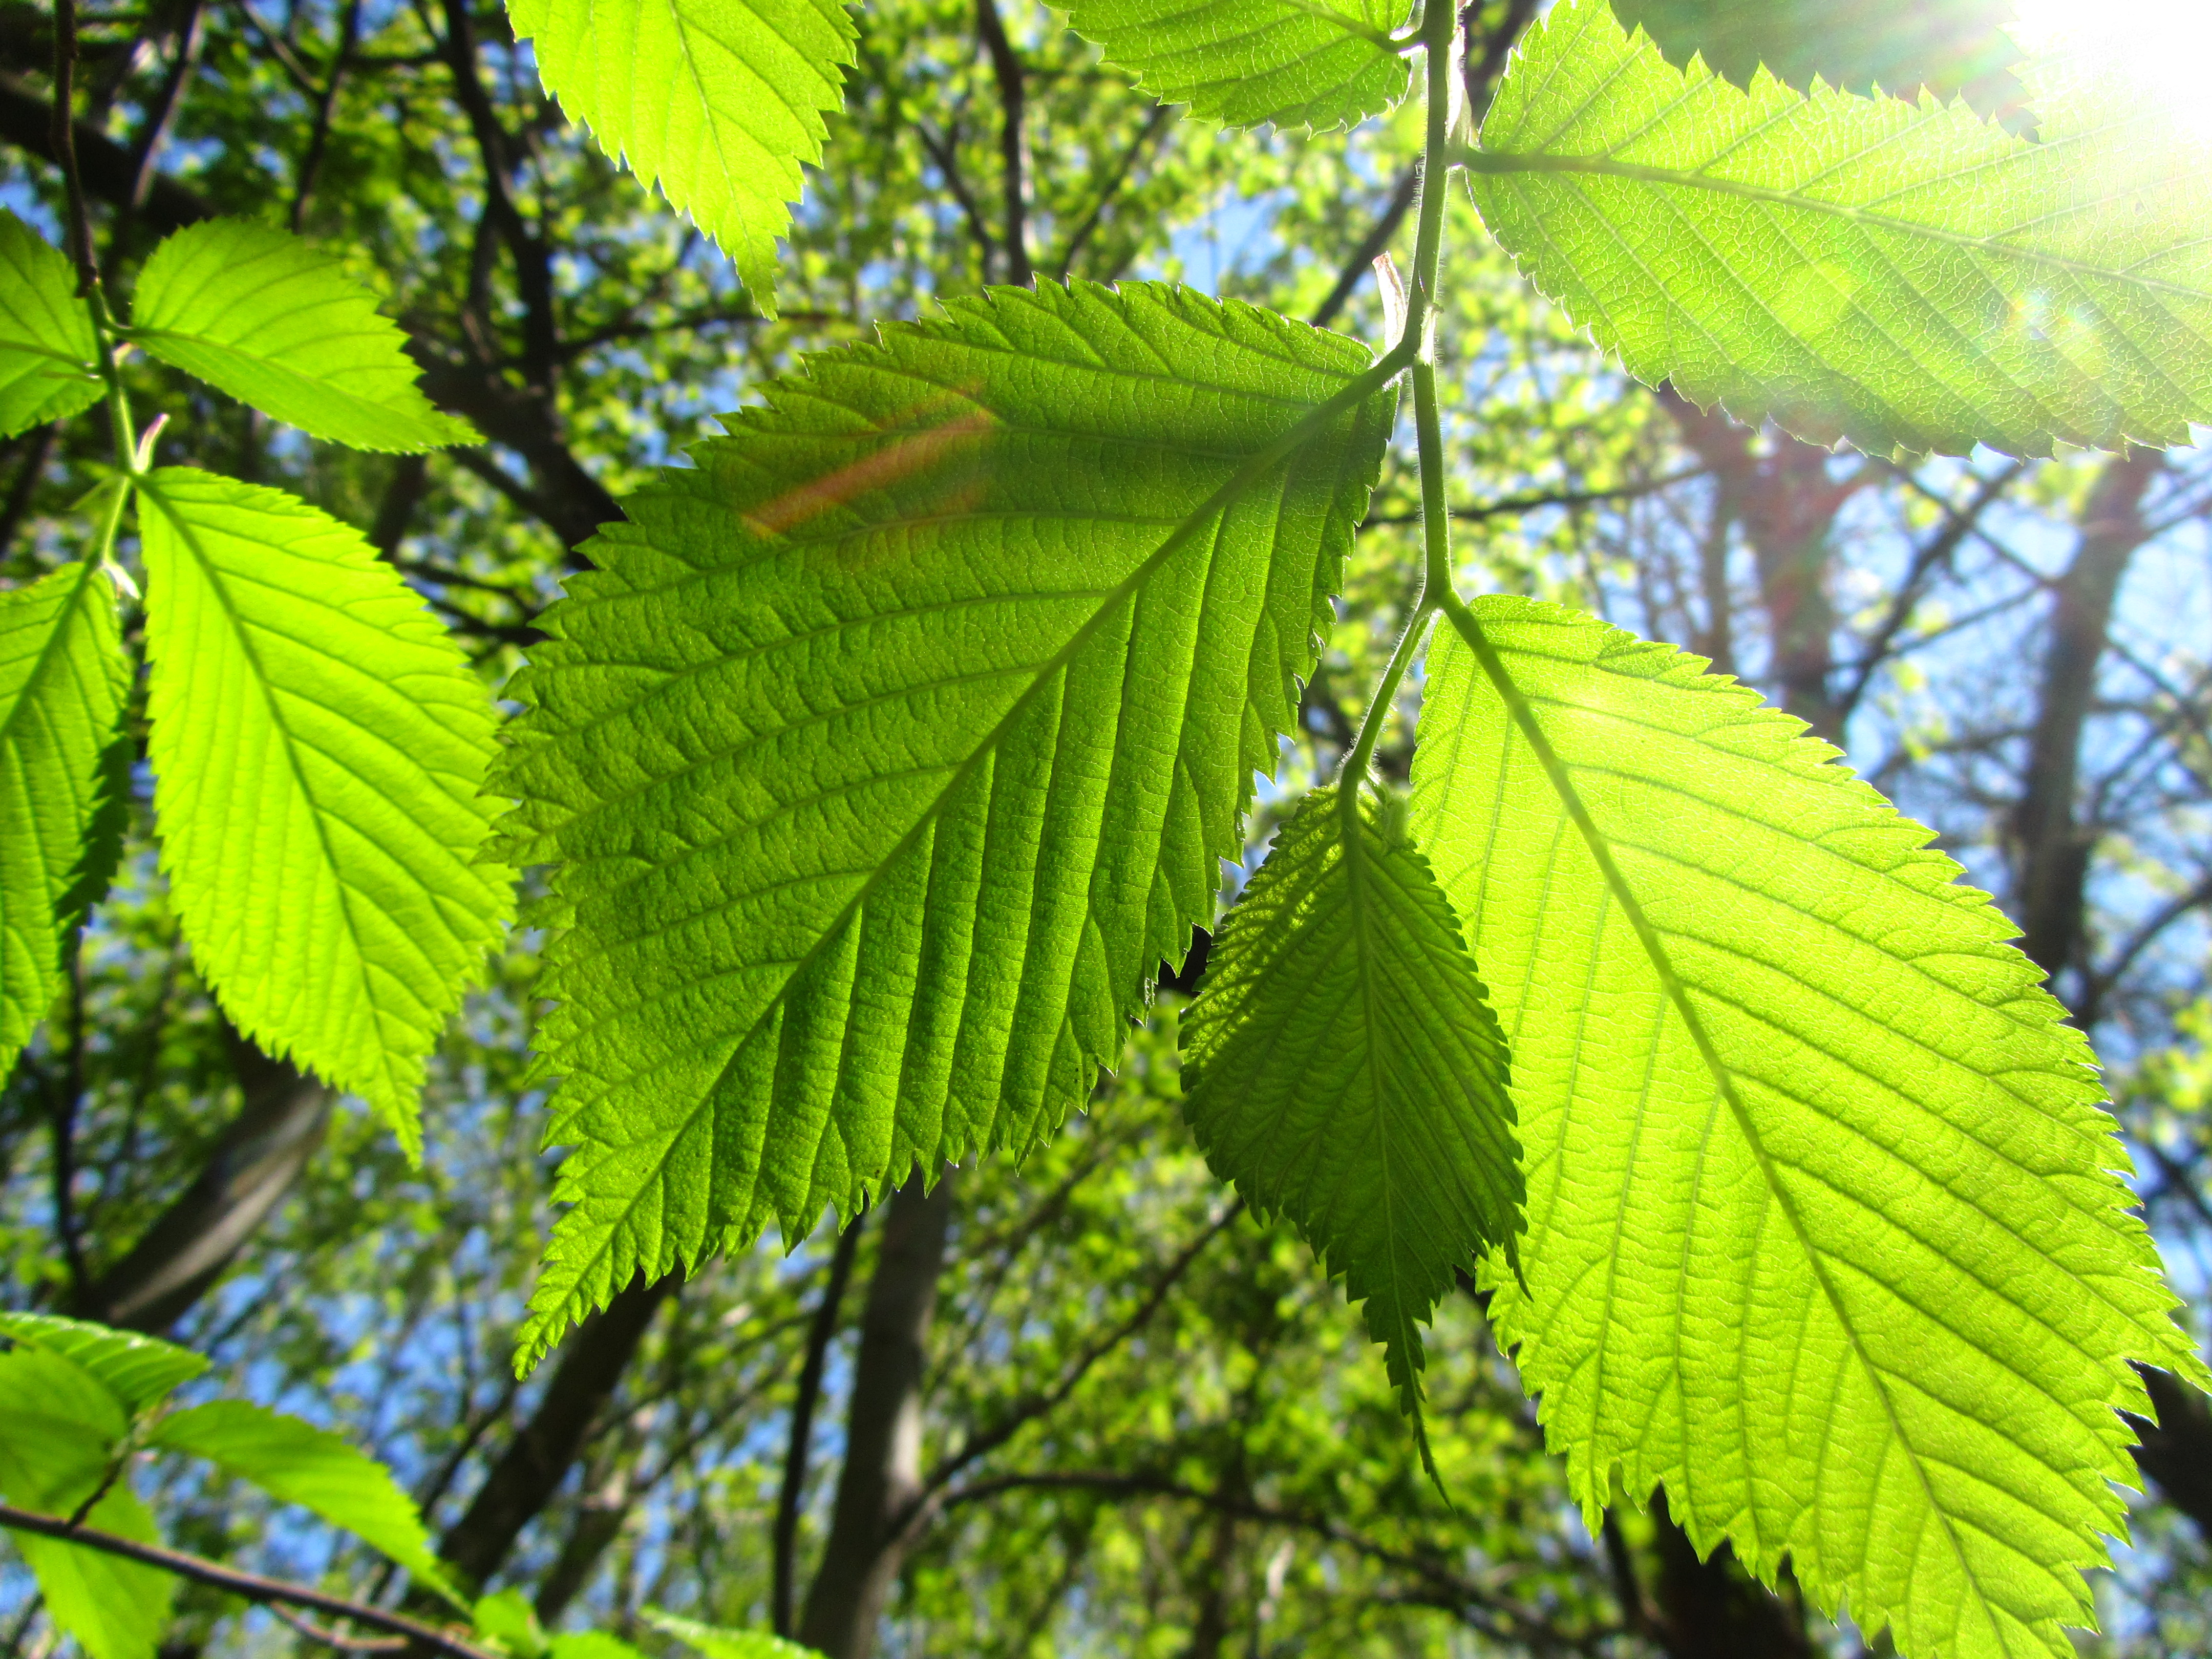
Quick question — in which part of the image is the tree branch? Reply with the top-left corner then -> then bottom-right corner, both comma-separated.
975,0 -> 1030,285
0,1502 -> 494,1659
774,1216 -> 865,1636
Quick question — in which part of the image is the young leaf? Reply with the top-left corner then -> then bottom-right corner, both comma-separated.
126,221 -> 478,454
1610,0 -> 2030,126
147,1399 -> 465,1606
0,562 -> 131,1073
0,1312 -> 208,1414
136,470 -> 511,1152
1181,784 -> 1520,1470
507,0 -> 855,315
1468,0 -> 2212,458
0,210 -> 102,439
0,1346 -> 174,1659
1408,595 -> 2207,1659
1069,0 -> 1411,133
494,282 -> 1393,1366
646,1608 -> 823,1659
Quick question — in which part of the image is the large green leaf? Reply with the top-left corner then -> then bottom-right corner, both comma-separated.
137,470 -> 511,1151
0,1312 -> 207,1414
1467,0 -> 2212,457
148,1399 -> 463,1605
507,0 -> 855,315
0,210 -> 102,438
1069,0 -> 1410,133
0,1347 -> 174,1659
1610,0 -> 2029,125
127,221 -> 478,453
1181,784 -> 1519,1467
494,282 -> 1393,1365
1407,595 -> 2206,1659
0,563 -> 130,1072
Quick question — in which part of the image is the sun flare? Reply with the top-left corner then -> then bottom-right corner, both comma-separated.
2009,0 -> 2212,139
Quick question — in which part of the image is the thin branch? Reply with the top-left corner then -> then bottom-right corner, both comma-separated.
291,0 -> 363,230
0,1502 -> 493,1659
773,1218 -> 864,1636
266,1603 -> 408,1654
50,0 -> 96,293
1360,465 -> 1710,528
1309,166 -> 1418,330
2081,872 -> 2212,1024
1052,105 -> 1170,280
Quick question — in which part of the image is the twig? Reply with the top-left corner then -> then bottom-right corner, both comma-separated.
0,1502 -> 494,1659
1309,167 -> 1418,330
50,0 -> 97,293
1359,465 -> 1708,529
266,1603 -> 408,1654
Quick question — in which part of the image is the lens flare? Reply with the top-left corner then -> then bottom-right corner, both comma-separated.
2009,0 -> 2212,140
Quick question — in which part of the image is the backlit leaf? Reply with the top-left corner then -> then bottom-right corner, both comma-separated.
0,210 -> 101,439
0,1312 -> 207,1414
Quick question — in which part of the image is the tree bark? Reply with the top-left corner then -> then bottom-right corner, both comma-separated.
796,1173 -> 956,1659
80,1026 -> 332,1334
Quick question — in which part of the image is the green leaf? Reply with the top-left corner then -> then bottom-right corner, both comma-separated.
126,221 -> 478,453
1610,0 -> 2030,127
1468,0 -> 2212,457
473,1587 -> 546,1656
494,281 -> 1393,1366
0,1347 -> 174,1659
646,1608 -> 822,1659
136,469 -> 512,1152
0,210 -> 102,439
147,1399 -> 465,1606
0,562 -> 131,1072
1068,0 -> 1410,133
507,0 -> 855,315
1180,784 -> 1519,1470
1408,595 -> 2207,1659
0,1312 -> 208,1414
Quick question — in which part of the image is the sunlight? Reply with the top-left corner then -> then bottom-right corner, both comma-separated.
2010,0 -> 2212,138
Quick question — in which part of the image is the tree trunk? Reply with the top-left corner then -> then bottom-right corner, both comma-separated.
427,1272 -> 675,1597
797,1173 -> 956,1659
81,1026 -> 331,1334
1649,1490 -> 1811,1659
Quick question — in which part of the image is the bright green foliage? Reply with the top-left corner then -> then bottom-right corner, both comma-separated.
494,281 -> 1392,1365
0,1347 -> 174,1659
1610,0 -> 2029,126
1181,784 -> 1518,1465
1407,595 -> 2205,1658
1069,0 -> 1410,133
0,210 -> 102,438
1469,0 -> 2212,457
507,0 -> 856,314
136,470 -> 510,1151
127,220 -> 478,453
147,1400 -> 463,1605
0,1312 -> 207,1412
0,564 -> 130,1071
645,1608 -> 823,1658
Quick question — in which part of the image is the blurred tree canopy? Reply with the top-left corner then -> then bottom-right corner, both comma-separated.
0,1 -> 2207,1654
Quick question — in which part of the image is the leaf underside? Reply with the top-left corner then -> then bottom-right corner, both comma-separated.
1610,0 -> 2030,128
1069,0 -> 1411,133
0,564 -> 131,1074
494,281 -> 1393,1368
129,220 -> 477,453
1181,784 -> 1520,1466
506,0 -> 855,314
137,470 -> 510,1151
1408,595 -> 2205,1659
1474,0 -> 2212,458
0,210 -> 102,439
0,1312 -> 208,1414
148,1399 -> 461,1603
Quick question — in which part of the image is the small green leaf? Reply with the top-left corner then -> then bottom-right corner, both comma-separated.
127,221 -> 478,453
148,1399 -> 464,1606
0,209 -> 102,439
494,282 -> 1393,1367
1069,0 -> 1411,132
0,1347 -> 173,1659
137,470 -> 512,1152
0,563 -> 131,1073
0,1312 -> 208,1414
646,1608 -> 822,1659
1470,0 -> 2212,457
1409,595 -> 2208,1659
507,0 -> 855,315
1611,0 -> 2030,126
1181,784 -> 1519,1472
473,1587 -> 547,1657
